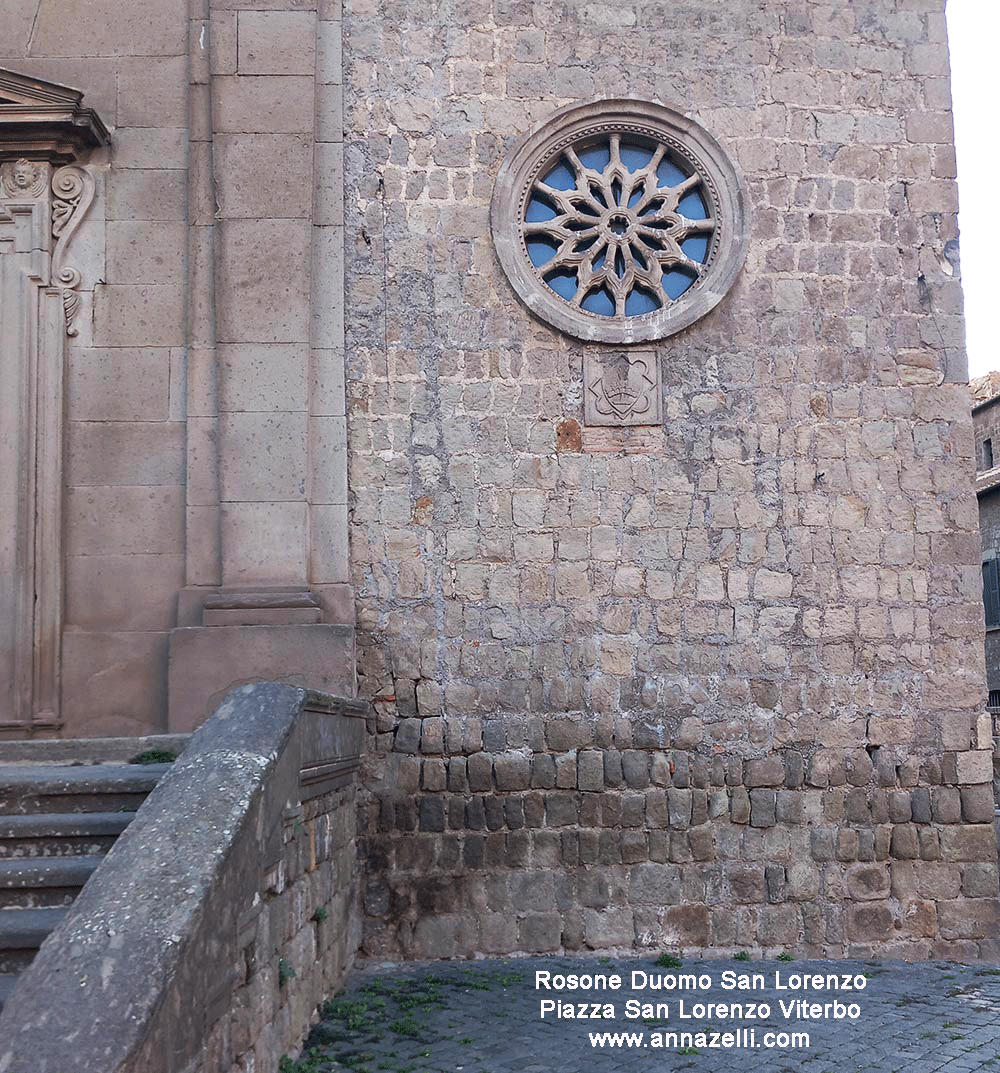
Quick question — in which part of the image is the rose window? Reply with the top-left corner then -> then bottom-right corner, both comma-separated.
491,100 -> 749,345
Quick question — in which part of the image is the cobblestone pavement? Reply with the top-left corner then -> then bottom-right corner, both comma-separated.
285,954 -> 1000,1073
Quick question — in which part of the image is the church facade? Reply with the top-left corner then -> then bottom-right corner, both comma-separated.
1,0 -> 996,957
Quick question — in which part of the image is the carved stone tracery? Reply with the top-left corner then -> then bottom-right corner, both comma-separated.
491,99 -> 750,347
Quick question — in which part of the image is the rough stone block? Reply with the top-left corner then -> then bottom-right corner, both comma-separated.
466,753 -> 493,792
519,913 -> 562,952
531,754 -> 555,788
937,899 -> 1000,941
750,789 -> 777,828
846,863 -> 890,901
746,757 -> 784,787
545,793 -> 579,827
421,759 -> 445,791
663,905 -> 711,946
847,902 -> 894,942
775,790 -> 803,824
911,788 -> 932,824
664,787 -> 689,829
960,785 -> 993,824
577,750 -> 604,792
939,825 -> 997,862
629,863 -> 680,905
765,865 -> 786,903
932,786 -> 962,824
494,753 -> 530,791
688,825 -> 714,861
729,867 -> 766,904
583,908 -> 634,949
786,862 -> 820,902
730,787 -> 750,824
758,904 -> 799,946
890,825 -> 920,860
956,751 -> 994,785
621,831 -> 648,864
622,750 -> 650,788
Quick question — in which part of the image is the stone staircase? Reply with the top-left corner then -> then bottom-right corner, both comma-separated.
0,741 -> 185,1015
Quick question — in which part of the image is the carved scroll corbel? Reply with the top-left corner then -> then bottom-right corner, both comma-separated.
51,165 -> 95,337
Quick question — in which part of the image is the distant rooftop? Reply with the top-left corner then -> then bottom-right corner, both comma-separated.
970,371 -> 1000,408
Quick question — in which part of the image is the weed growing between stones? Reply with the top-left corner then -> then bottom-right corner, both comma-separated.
280,968 -> 527,1072
128,749 -> 178,765
654,953 -> 683,969
733,951 -> 751,961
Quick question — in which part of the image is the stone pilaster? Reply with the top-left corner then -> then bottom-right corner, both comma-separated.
166,0 -> 354,730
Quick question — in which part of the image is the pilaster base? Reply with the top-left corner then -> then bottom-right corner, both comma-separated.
167,622 -> 356,732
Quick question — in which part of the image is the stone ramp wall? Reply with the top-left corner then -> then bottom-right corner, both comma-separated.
0,684 -> 367,1073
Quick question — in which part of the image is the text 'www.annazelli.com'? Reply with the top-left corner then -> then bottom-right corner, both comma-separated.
588,1029 -> 810,1050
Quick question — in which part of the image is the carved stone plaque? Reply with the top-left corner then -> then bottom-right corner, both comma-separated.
583,350 -> 661,427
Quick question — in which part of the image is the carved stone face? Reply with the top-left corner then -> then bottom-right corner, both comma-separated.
12,159 -> 37,189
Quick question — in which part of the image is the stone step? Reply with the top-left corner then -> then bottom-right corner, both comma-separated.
0,735 -> 187,765
0,855 -> 103,908
0,907 -> 67,974
0,812 -> 133,858
0,972 -> 15,1015
0,763 -> 170,815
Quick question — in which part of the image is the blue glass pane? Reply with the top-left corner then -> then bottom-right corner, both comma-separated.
542,160 -> 575,190
656,155 -> 688,187
525,195 -> 557,223
625,287 -> 659,315
620,143 -> 652,173
545,269 -> 578,301
678,190 -> 708,220
662,269 -> 695,299
592,250 -> 606,270
681,235 -> 709,262
581,286 -> 614,315
578,144 -> 610,171
527,238 -> 558,266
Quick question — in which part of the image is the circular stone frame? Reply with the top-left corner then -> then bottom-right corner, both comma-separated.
490,99 -> 750,345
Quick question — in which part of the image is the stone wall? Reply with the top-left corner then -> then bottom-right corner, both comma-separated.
972,396 -> 1000,474
976,481 -> 1000,696
345,0 -> 998,958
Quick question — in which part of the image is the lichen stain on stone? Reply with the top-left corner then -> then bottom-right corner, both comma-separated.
555,418 -> 582,452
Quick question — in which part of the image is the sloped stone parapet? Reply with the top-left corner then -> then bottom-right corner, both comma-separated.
0,682 -> 367,1073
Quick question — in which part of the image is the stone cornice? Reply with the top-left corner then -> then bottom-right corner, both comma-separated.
0,69 -> 109,164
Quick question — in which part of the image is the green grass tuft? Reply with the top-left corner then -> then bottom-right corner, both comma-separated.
129,748 -> 177,765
